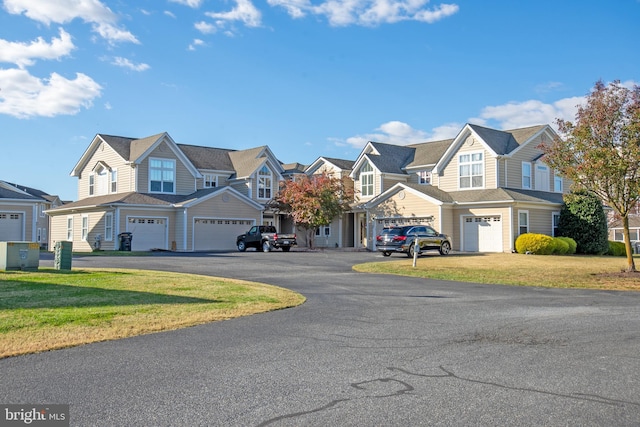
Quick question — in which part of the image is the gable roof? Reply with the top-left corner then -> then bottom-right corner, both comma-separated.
305,156 -> 354,175
177,144 -> 236,171
0,181 -> 49,201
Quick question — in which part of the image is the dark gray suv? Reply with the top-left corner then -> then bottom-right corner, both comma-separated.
375,225 -> 452,257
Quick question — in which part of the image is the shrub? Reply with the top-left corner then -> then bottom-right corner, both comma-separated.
515,233 -> 555,255
551,237 -> 570,254
607,241 -> 626,256
558,191 -> 608,254
555,236 -> 577,254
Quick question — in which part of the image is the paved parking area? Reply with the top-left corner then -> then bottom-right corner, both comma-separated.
2,250 -> 640,426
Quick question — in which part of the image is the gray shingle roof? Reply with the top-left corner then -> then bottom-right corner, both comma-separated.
367,142 -> 415,174
407,139 -> 454,167
177,144 -> 236,171
229,146 -> 268,178
322,157 -> 355,171
448,188 -> 565,204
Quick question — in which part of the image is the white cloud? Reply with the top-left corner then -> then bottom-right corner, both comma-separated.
0,68 -> 102,118
112,57 -> 150,71
344,120 -> 431,148
0,28 -> 74,69
267,0 -> 458,26
169,0 -> 203,7
3,0 -> 139,44
164,10 -> 177,18
472,97 -> 584,130
340,93 -> 591,150
188,39 -> 205,50
195,20 -> 217,34
205,0 -> 262,28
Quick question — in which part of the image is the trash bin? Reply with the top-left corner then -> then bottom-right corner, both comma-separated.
118,232 -> 133,251
54,241 -> 73,270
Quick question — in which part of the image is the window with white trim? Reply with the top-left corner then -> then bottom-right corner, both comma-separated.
360,161 -> 374,196
110,169 -> 117,193
535,164 -> 550,191
315,225 -> 331,237
81,215 -> 89,241
149,158 -> 175,193
104,213 -> 113,241
459,152 -> 483,189
518,211 -> 529,236
554,173 -> 563,193
89,174 -> 95,196
258,166 -> 272,199
67,217 -> 73,241
417,171 -> 431,185
522,162 -> 531,189
204,174 -> 217,188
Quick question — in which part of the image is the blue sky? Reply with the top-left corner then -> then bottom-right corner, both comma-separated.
1,0 -> 638,201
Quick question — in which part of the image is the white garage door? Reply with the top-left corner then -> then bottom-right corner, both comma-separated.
194,219 -> 254,251
463,216 -> 503,252
127,217 -> 167,251
0,212 -> 23,241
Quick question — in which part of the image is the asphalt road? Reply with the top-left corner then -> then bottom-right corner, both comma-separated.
2,250 -> 640,426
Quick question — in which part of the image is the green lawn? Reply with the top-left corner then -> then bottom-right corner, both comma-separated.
0,268 -> 305,358
353,252 -> 640,291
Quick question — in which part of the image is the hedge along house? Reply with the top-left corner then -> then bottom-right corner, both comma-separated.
350,124 -> 569,252
46,132 -> 288,252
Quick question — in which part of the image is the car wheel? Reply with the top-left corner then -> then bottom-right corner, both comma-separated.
407,244 -> 416,258
439,241 -> 451,255
237,240 -> 246,252
382,251 -> 391,257
282,246 -> 291,252
262,241 -> 271,252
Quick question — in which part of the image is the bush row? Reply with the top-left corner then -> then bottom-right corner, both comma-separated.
515,233 -> 627,256
515,233 -> 577,255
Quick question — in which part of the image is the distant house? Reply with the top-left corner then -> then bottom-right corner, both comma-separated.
0,181 -> 62,248
46,132 -> 293,252
609,216 -> 640,252
349,124 -> 569,253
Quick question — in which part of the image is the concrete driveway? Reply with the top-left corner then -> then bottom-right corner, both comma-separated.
2,250 -> 640,426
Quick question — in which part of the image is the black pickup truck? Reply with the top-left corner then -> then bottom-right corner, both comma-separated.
236,225 -> 297,252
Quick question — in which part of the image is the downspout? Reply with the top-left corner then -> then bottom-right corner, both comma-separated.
508,205 -> 514,252
183,208 -> 188,252
31,205 -> 37,242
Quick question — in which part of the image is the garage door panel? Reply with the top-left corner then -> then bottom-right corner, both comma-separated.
194,219 -> 253,251
127,217 -> 167,251
0,213 -> 23,241
463,216 -> 503,252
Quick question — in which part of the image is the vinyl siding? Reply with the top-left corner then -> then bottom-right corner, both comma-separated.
77,141 -> 133,200
439,144 -> 496,192
505,137 -> 544,189
453,206 -> 512,252
184,194 -> 261,250
137,142 -> 196,195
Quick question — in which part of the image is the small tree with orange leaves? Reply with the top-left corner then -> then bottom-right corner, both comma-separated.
273,173 -> 356,249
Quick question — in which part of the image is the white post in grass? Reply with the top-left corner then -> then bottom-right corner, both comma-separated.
412,235 -> 419,268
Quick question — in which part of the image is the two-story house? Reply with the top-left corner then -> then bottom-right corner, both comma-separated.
350,123 -> 568,252
0,181 -> 62,249
46,132 -> 293,252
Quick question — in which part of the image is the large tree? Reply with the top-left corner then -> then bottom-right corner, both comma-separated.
539,80 -> 640,271
272,173 -> 356,249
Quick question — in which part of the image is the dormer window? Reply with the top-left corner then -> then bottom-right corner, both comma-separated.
360,161 -> 374,196
258,165 -> 272,199
522,162 -> 531,189
150,158 -> 175,193
204,174 -> 217,188
418,171 -> 431,185
459,152 -> 483,189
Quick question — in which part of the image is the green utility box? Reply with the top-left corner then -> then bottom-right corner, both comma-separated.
0,241 -> 40,271
54,241 -> 73,270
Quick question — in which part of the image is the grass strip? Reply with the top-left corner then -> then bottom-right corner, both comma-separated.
0,268 -> 305,358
